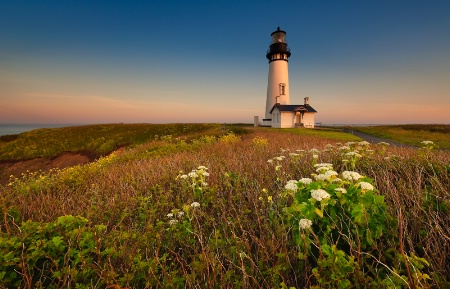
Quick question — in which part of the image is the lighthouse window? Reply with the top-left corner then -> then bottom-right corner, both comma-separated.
279,83 -> 286,95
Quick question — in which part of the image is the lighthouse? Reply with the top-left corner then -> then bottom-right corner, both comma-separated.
262,27 -> 291,126
260,27 -> 317,128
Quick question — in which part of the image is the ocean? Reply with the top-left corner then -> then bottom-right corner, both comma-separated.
0,124 -> 76,136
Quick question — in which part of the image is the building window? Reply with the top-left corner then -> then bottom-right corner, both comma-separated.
279,83 -> 286,95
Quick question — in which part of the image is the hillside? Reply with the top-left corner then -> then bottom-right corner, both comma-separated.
1,124 -> 449,288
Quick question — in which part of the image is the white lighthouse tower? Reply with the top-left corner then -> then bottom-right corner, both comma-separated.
262,27 -> 291,126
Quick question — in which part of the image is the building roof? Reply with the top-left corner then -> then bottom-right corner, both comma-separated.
270,104 -> 317,114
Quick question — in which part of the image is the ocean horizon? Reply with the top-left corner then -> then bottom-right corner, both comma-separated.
0,124 -> 80,136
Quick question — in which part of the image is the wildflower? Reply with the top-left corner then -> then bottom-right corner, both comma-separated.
179,174 -> 188,179
315,174 -> 328,181
275,165 -> 282,171
197,165 -> 208,170
191,202 -> 200,208
299,218 -> 313,230
421,141 -> 434,145
285,180 -> 299,192
357,182 -> 374,192
299,178 -> 313,185
342,171 -> 362,181
267,159 -> 274,163
345,151 -> 362,158
358,141 -> 370,146
276,156 -> 283,161
267,196 -> 273,203
202,171 -> 210,177
332,177 -> 343,183
289,153 -> 300,157
378,142 -> 390,146
338,146 -> 350,151
335,187 -> 347,194
296,149 -> 305,152
309,148 -> 319,153
167,213 -> 174,218
169,219 -> 178,225
314,163 -> 333,172
188,171 -> 198,178
310,189 -> 331,201
177,211 -> 185,218
312,154 -> 318,159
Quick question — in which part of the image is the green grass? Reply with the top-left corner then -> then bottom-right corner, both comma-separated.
0,123 -> 227,161
352,124 -> 450,149
271,127 -> 362,142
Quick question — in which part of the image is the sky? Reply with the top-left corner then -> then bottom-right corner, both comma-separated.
1,1 -> 450,125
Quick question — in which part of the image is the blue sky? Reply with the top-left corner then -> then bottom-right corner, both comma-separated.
1,0 -> 449,124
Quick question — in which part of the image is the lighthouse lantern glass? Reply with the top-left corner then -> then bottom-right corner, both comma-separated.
271,32 -> 286,44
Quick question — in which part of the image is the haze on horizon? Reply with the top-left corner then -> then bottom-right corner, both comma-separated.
1,1 -> 449,125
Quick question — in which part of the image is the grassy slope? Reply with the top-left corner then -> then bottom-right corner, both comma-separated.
352,124 -> 450,149
0,123 -> 224,161
2,125 -> 449,287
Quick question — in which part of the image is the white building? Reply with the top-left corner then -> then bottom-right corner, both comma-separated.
262,27 -> 317,128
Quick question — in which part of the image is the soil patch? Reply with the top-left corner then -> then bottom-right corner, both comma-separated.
0,151 -> 97,186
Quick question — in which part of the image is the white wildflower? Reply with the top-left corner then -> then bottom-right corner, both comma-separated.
202,171 -> 210,177
421,140 -> 434,145
315,174 -> 328,181
312,154 -> 319,159
332,178 -> 343,183
335,187 -> 347,194
169,219 -> 178,225
345,151 -> 362,158
310,189 -> 331,201
167,213 -> 174,218
357,182 -> 374,191
179,174 -> 188,179
378,142 -> 390,146
191,202 -> 200,208
267,159 -> 274,163
276,157 -> 283,161
358,141 -> 370,146
309,148 -> 319,153
299,218 -> 313,230
345,142 -> 355,146
285,180 -> 299,192
314,163 -> 333,173
188,171 -> 198,178
177,211 -> 185,218
342,171 -> 362,181
197,165 -> 208,170
338,146 -> 350,151
299,178 -> 313,185
296,149 -> 305,152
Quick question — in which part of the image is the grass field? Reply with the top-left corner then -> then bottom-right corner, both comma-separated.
351,124 -> 450,149
1,124 -> 449,288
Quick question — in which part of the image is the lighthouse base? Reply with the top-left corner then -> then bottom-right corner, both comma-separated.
261,119 -> 272,127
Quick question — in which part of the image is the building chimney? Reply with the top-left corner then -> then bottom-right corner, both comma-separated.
304,97 -> 309,105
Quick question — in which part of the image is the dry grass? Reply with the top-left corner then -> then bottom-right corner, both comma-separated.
1,128 -> 449,288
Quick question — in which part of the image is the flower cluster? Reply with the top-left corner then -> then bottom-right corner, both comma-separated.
178,166 -> 209,188
299,218 -> 313,230
342,171 -> 362,181
310,189 -> 331,201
